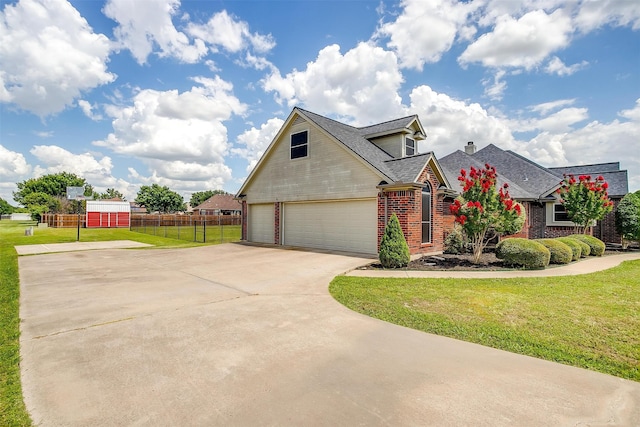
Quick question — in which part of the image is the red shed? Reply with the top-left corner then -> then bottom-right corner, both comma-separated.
86,200 -> 131,228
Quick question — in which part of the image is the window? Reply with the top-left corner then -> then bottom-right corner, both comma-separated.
290,131 -> 308,159
422,184 -> 432,244
554,204 -> 570,222
405,137 -> 415,156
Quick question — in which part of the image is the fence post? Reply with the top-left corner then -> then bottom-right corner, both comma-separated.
203,218 -> 206,243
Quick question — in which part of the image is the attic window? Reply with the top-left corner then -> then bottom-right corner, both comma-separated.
405,137 -> 415,156
291,131 -> 308,159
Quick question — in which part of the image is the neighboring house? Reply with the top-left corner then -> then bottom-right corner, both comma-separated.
440,142 -> 629,243
236,107 -> 454,255
192,194 -> 241,215
129,202 -> 147,214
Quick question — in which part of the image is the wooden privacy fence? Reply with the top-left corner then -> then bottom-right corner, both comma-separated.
41,213 -> 86,228
130,214 -> 242,243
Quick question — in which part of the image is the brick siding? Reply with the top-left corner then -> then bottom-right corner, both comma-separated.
274,202 -> 281,244
241,200 -> 247,240
377,164 -> 445,255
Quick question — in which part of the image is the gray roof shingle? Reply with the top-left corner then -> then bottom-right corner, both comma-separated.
439,150 -> 533,199
383,152 -> 434,183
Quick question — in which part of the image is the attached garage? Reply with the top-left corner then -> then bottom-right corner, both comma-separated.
248,203 -> 275,244
86,201 -> 130,228
283,199 -> 377,254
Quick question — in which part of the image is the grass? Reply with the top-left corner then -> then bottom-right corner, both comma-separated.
132,224 -> 241,244
330,261 -> 640,381
0,221 -> 227,426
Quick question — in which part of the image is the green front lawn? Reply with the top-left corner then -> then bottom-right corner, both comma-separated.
330,261 -> 640,381
0,221 -> 224,426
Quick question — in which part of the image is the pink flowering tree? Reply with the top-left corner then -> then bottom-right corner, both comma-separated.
450,164 -> 524,264
556,174 -> 614,234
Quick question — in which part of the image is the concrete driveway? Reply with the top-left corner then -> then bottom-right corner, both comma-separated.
19,243 -> 640,426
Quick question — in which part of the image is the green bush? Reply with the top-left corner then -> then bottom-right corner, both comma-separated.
495,238 -> 550,269
555,237 -> 582,261
443,225 -> 466,254
379,213 -> 410,268
568,234 -> 605,256
564,237 -> 590,257
535,239 -> 573,264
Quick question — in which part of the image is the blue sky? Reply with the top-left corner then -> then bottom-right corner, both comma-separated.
1,0 -> 639,205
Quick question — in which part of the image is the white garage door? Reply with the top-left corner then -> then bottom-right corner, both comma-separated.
283,199 -> 377,254
248,203 -> 274,244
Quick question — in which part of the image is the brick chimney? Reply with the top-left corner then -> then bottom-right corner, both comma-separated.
465,141 -> 476,155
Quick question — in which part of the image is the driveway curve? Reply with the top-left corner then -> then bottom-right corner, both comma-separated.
19,243 -> 640,426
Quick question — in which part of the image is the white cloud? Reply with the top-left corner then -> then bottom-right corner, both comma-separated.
263,42 -> 404,125
104,0 -> 207,64
529,98 -> 576,115
186,10 -> 275,54
376,0 -> 475,69
94,75 -> 245,190
0,144 -> 30,179
232,117 -> 285,173
510,107 -> 589,133
0,0 -> 115,116
407,85 -> 518,156
545,56 -> 588,76
482,69 -> 508,100
575,0 -> 640,32
517,99 -> 640,191
78,100 -> 103,121
459,9 -> 572,70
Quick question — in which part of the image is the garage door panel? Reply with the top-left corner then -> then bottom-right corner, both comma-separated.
284,200 -> 377,254
248,204 -> 274,244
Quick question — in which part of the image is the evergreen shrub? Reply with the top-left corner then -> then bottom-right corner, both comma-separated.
379,213 -> 410,268
535,239 -> 573,264
495,238 -> 550,269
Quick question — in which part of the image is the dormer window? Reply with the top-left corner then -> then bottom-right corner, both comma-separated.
405,137 -> 415,156
291,131 -> 308,159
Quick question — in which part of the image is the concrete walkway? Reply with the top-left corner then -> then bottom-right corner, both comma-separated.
347,252 -> 640,278
18,244 -> 640,426
15,240 -> 151,255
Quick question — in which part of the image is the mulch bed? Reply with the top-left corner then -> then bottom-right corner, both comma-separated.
358,248 -> 637,271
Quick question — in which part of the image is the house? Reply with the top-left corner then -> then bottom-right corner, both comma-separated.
192,194 -> 241,215
439,142 -> 629,243
236,107 -> 454,255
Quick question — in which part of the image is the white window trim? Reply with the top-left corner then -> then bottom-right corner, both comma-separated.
290,130 -> 309,160
405,136 -> 415,157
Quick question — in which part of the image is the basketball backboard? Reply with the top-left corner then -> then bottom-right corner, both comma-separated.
66,186 -> 85,200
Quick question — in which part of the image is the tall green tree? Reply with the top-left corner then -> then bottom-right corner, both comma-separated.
189,189 -> 227,207
13,172 -> 87,206
615,190 -> 640,249
135,184 -> 184,213
0,197 -> 14,214
99,188 -> 126,201
556,174 -> 614,234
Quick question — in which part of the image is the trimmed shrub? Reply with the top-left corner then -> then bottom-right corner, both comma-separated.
443,225 -> 467,254
565,237 -> 590,257
568,234 -> 605,256
495,238 -> 550,269
379,213 -> 410,268
535,239 -> 573,264
556,237 -> 582,261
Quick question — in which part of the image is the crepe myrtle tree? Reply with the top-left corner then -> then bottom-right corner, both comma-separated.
556,174 -> 614,234
450,164 -> 524,264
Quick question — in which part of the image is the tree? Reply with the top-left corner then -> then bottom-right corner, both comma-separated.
13,172 -> 87,206
99,188 -> 126,201
556,174 -> 614,234
135,184 -> 184,213
615,190 -> 640,249
189,190 -> 227,207
0,197 -> 14,215
450,164 -> 524,264
378,213 -> 410,268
